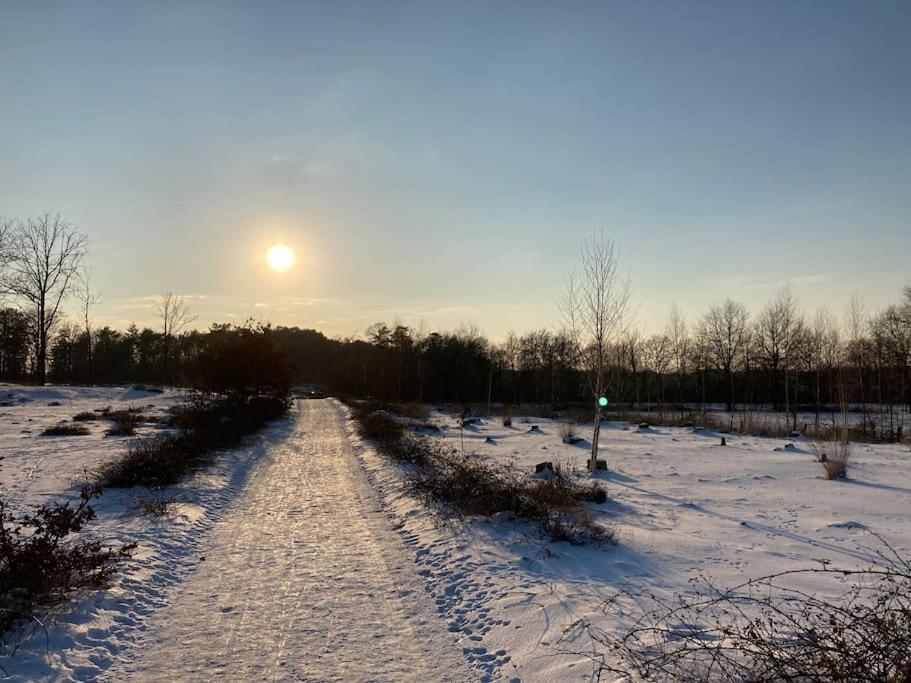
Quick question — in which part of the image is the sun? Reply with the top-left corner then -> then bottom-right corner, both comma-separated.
266,244 -> 295,272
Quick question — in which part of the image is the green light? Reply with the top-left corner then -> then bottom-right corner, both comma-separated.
598,396 -> 608,407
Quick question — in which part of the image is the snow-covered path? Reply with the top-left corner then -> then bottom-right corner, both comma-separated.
105,399 -> 471,682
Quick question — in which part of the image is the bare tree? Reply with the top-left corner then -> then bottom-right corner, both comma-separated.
666,302 -> 690,404
156,292 -> 196,383
643,333 -> 673,409
486,342 -> 506,418
3,214 -> 87,383
699,299 -> 750,413
623,329 -> 643,407
872,303 -> 911,432
561,234 -> 632,472
754,286 -> 803,418
845,294 -> 870,433
777,288 -> 805,430
77,268 -> 102,384
0,217 -> 13,291
810,306 -> 840,430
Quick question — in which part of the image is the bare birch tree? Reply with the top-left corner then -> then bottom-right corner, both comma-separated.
156,292 -> 196,383
666,302 -> 690,403
3,214 -> 87,383
845,294 -> 869,433
806,307 -> 838,426
77,267 -> 102,384
561,234 -> 631,472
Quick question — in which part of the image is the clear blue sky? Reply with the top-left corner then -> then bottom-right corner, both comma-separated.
2,1 -> 908,338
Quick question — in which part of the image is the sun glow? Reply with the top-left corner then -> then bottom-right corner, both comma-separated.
266,244 -> 295,272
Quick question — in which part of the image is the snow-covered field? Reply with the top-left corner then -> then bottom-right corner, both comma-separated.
0,384 -> 181,511
2,385 -> 910,681
629,402 -> 910,439
350,407 -> 911,680
0,384 -> 295,680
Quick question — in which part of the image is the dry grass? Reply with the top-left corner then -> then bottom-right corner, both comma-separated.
134,491 -> 179,517
568,539 -> 911,681
97,396 -> 289,488
812,437 -> 851,480
41,423 -> 90,437
408,449 -> 612,544
105,412 -> 140,437
0,486 -> 135,641
559,422 -> 579,443
346,399 -> 612,545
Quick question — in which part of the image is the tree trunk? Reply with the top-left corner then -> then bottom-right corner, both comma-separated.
784,367 -> 790,426
37,300 -> 46,385
590,402 -> 602,472
815,367 -> 821,433
487,365 -> 493,418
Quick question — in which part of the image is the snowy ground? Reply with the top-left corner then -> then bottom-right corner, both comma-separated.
1,384 -> 292,680
627,402 -> 909,435
2,386 -> 910,681
102,399 -> 472,682
349,407 -> 911,681
0,384 -> 182,512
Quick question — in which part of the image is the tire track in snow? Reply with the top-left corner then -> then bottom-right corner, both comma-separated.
105,399 -> 472,682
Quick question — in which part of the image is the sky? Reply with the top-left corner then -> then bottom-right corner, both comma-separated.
1,1 -> 909,340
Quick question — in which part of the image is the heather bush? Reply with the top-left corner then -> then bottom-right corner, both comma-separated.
41,423 -> 90,437
0,485 -> 135,641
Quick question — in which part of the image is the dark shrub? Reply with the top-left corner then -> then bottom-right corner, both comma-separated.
359,412 -> 406,442
408,450 -> 611,544
346,399 -> 610,544
347,402 -> 433,466
103,410 -> 144,437
134,490 -> 178,517
72,412 -> 98,422
99,395 -> 289,488
41,423 -> 90,437
0,485 -> 135,639
97,436 -> 187,488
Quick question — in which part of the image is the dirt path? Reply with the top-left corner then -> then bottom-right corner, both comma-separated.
106,399 -> 471,682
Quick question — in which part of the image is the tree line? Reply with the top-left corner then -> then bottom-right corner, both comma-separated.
322,282 -> 910,440
25,284 -> 910,439
2,215 -> 909,440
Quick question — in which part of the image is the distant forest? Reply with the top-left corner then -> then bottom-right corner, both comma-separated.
2,284 -> 909,437
1,215 -> 909,441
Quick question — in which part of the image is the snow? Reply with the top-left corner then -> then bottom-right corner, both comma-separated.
348,408 -> 911,680
1,385 -> 287,680
3,386 -> 910,681
103,399 -> 471,681
0,384 -> 181,512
